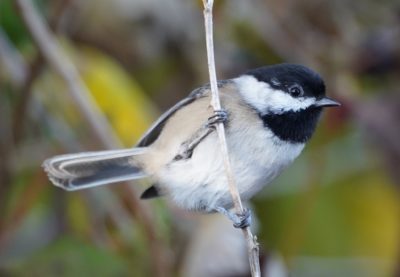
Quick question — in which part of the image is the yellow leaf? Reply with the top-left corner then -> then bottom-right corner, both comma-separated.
76,46 -> 158,146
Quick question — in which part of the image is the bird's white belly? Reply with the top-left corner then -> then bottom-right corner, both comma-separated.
157,127 -> 305,212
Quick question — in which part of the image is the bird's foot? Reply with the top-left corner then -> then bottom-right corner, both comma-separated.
213,206 -> 252,229
173,109 -> 228,161
206,109 -> 228,129
173,127 -> 214,161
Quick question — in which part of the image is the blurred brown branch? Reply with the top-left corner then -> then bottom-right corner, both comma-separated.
15,0 -> 119,148
0,170 -> 47,249
12,0 -> 75,144
14,0 -> 171,275
0,89 -> 13,237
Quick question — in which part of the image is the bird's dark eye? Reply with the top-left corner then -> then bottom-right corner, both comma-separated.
288,85 -> 304,97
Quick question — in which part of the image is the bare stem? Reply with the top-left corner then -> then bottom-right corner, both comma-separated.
201,1 -> 261,276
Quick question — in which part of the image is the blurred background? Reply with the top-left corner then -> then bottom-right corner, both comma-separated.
1,0 -> 400,276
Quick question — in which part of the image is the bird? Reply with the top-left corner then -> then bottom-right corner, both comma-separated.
43,63 -> 340,228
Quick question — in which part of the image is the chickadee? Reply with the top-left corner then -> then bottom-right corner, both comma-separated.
43,63 -> 340,228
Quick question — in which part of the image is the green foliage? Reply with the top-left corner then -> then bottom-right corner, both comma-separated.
9,236 -> 131,277
0,0 -> 29,46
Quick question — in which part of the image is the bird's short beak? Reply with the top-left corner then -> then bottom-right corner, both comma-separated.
314,97 -> 341,108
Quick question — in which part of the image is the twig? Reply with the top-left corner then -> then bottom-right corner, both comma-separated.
14,0 -> 170,275
12,0 -> 75,143
201,1 -> 261,276
15,0 -> 119,148
12,54 -> 44,143
0,93 -> 13,239
0,169 -> 46,249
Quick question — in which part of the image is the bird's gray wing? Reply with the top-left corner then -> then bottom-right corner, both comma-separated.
136,81 -> 231,147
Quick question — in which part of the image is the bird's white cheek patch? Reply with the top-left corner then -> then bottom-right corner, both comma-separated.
234,75 -> 315,114
265,90 -> 315,114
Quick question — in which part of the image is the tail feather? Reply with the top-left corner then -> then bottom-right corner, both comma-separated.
43,148 -> 148,191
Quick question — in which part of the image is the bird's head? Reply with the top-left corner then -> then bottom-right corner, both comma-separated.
235,63 -> 340,143
235,63 -> 340,115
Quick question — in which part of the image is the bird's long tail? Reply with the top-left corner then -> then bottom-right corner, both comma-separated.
42,148 -> 148,191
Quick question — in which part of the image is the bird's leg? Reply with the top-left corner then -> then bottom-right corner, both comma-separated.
174,109 -> 228,161
213,206 -> 252,229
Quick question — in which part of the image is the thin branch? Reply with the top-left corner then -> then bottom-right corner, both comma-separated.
15,0 -> 118,148
12,54 -> 44,143
0,170 -> 46,249
12,0 -> 75,143
201,1 -> 261,276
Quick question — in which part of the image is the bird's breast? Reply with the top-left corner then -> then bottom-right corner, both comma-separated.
225,122 -> 305,200
154,114 -> 305,211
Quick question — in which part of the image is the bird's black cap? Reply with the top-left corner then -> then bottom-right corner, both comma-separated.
245,63 -> 326,99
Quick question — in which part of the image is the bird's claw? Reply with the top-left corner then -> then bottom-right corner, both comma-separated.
213,206 -> 252,229
232,208 -> 252,229
207,109 -> 228,128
